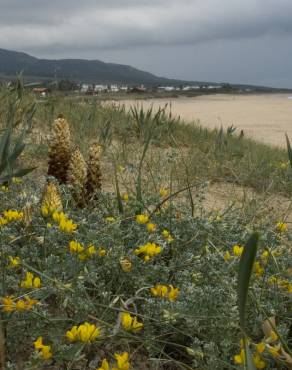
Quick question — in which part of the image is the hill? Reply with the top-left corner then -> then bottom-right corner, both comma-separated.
0,48 -> 194,86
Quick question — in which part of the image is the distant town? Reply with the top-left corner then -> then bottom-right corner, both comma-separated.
26,80 -> 249,98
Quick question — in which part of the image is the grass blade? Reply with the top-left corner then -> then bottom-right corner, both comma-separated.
244,341 -> 257,370
285,133 -> 292,169
238,232 -> 259,330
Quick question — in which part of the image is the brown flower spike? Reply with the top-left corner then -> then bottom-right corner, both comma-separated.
47,115 -> 71,183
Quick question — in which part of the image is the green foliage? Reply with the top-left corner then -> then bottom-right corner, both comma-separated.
238,232 -> 259,331
0,82 -> 36,185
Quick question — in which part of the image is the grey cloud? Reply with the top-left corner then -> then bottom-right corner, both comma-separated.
1,0 -> 292,50
1,0 -> 292,87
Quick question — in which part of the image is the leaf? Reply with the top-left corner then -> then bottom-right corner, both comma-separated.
0,125 -> 12,168
238,232 -> 259,330
114,165 -> 124,215
285,133 -> 292,169
244,341 -> 257,370
0,167 -> 36,184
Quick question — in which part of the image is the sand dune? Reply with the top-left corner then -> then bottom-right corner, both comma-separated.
122,94 -> 292,147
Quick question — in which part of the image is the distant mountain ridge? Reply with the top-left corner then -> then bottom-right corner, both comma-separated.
0,48 -> 291,91
0,48 -> 192,86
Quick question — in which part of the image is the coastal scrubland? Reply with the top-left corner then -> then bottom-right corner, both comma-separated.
0,83 -> 291,369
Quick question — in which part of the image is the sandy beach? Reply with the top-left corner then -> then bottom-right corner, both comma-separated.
121,94 -> 292,147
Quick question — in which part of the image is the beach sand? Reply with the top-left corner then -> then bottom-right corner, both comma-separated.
121,94 -> 292,147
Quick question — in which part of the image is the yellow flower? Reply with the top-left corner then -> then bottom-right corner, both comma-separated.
233,245 -> 244,257
1,185 -> 8,192
20,272 -> 41,289
151,284 -> 168,298
97,358 -> 110,370
120,258 -> 132,272
279,161 -> 289,170
34,336 -> 44,349
168,285 -> 179,301
162,229 -> 174,243
146,222 -> 156,232
0,217 -> 8,227
121,312 -> 143,332
98,247 -> 106,257
66,322 -> 100,343
3,210 -> 23,222
41,346 -> 53,360
34,337 -> 53,360
134,242 -> 162,262
59,217 -> 77,233
15,300 -> 27,311
253,262 -> 264,277
1,296 -> 15,312
117,165 -> 125,172
8,256 -> 21,268
47,223 -> 52,228
256,342 -> 265,354
223,251 -> 231,261
105,216 -> 115,222
69,240 -> 84,253
162,229 -> 170,238
52,211 -> 66,223
87,245 -> 96,256
150,284 -> 179,301
159,188 -> 169,197
12,177 -> 22,184
253,353 -> 266,369
234,349 -> 245,365
276,222 -> 287,232
267,344 -> 281,358
136,214 -> 149,224
113,352 -> 130,370
122,194 -> 129,202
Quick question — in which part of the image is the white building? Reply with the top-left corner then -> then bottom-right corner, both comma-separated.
94,84 -> 108,92
110,84 -> 119,92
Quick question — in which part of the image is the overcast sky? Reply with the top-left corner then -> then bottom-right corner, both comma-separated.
1,0 -> 292,87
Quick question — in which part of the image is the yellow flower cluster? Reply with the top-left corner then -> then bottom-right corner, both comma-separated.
0,210 -> 23,226
20,272 -> 41,289
234,328 -> 284,370
122,194 -> 129,202
162,229 -> 174,243
276,222 -> 287,233
146,222 -> 157,233
224,245 -> 243,261
234,342 -> 266,369
52,211 -> 77,233
98,352 -> 130,370
268,276 -> 292,293
150,284 -> 179,302
1,185 -> 9,192
8,256 -> 21,268
121,312 -> 143,332
224,245 -> 266,276
34,337 -> 53,360
66,322 -> 100,343
69,241 -> 99,260
105,216 -> 115,222
1,296 -> 38,312
134,242 -> 162,262
278,161 -> 289,170
0,217 -> 8,226
159,188 -> 169,198
136,214 -> 149,224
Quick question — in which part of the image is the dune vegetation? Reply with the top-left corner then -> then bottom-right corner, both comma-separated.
0,82 -> 291,370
